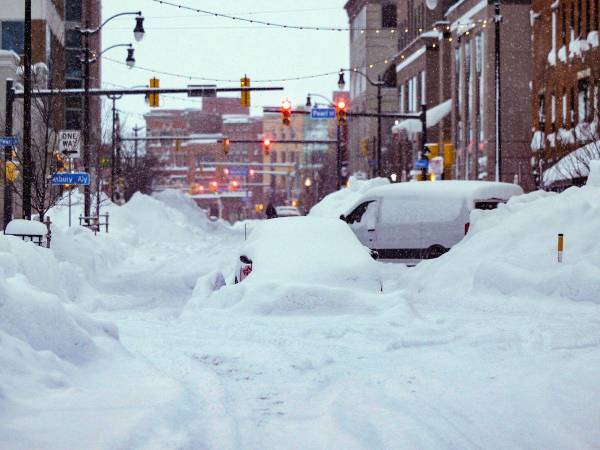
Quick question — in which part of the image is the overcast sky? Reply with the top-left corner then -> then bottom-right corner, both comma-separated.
101,0 -> 349,129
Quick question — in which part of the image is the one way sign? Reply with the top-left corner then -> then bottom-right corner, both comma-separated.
58,130 -> 81,158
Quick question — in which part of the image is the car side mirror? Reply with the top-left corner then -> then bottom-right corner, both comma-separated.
240,255 -> 253,265
370,250 -> 379,260
339,214 -> 346,222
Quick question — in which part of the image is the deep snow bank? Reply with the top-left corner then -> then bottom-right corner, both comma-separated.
407,163 -> 600,304
309,176 -> 389,218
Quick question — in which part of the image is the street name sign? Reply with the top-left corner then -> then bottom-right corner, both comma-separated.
310,108 -> 336,119
188,85 -> 217,98
0,136 -> 19,146
51,172 -> 90,186
415,159 -> 429,169
229,167 -> 249,177
58,130 -> 81,158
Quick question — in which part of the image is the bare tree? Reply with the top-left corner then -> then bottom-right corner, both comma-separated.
11,63 -> 64,221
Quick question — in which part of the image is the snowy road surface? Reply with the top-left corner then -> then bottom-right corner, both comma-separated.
2,189 -> 600,449
91,227 -> 599,449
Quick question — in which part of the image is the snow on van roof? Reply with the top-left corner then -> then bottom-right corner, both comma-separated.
360,180 -> 523,202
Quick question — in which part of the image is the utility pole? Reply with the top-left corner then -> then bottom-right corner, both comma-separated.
376,75 -> 383,177
133,125 -> 142,170
22,0 -> 32,219
3,79 -> 14,228
82,23 -> 92,217
420,103 -> 428,181
494,0 -> 502,182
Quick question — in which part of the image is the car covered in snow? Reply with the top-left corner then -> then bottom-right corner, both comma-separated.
275,206 -> 302,217
340,180 -> 523,262
233,216 -> 381,291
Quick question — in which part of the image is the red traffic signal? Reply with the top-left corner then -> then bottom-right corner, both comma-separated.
230,180 -> 239,191
335,99 -> 348,125
263,138 -> 271,155
209,181 -> 218,192
281,99 -> 292,125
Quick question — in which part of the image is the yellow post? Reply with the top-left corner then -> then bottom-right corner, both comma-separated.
557,233 -> 564,263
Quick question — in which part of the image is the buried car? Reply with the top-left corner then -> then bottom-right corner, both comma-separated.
340,180 -> 524,263
233,216 -> 382,292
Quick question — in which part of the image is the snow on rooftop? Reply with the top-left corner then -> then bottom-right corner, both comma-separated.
223,114 -> 250,124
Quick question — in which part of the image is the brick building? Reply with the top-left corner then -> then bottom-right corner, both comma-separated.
261,106 -> 306,206
531,0 -> 600,189
144,98 -> 265,221
446,0 -> 534,189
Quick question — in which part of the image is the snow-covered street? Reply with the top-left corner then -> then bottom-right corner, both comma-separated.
2,174 -> 600,449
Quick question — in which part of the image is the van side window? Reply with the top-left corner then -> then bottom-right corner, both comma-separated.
346,201 -> 374,224
474,199 -> 504,210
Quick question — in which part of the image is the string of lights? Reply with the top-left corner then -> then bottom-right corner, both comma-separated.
149,0 -> 491,40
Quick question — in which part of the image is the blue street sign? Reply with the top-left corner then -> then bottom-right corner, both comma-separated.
50,172 -> 90,185
415,159 -> 429,169
0,136 -> 19,146
229,167 -> 249,177
310,108 -> 336,119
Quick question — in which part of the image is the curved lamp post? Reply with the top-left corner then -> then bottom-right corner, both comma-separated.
76,11 -> 144,217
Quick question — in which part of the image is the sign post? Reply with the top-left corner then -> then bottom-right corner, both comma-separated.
58,130 -> 81,158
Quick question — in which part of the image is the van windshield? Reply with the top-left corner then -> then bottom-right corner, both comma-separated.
381,197 -> 464,224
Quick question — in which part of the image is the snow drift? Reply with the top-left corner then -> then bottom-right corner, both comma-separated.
406,161 -> 600,304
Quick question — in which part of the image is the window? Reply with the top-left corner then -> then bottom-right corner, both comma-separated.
66,49 -> 82,78
382,4 -> 397,28
562,4 -> 567,44
578,79 -> 589,121
65,109 -> 81,129
538,93 -> 546,129
1,22 -> 24,55
551,93 -> 557,125
65,29 -> 82,48
585,0 -> 590,33
562,92 -> 568,125
399,85 -> 405,113
571,87 -> 576,124
65,0 -> 82,22
346,201 -> 373,224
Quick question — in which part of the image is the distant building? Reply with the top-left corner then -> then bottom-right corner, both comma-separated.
144,98 -> 264,222
261,106 -> 306,206
531,0 -> 600,190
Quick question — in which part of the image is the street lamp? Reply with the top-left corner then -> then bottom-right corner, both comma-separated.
76,11 -> 144,218
304,177 -> 312,188
338,68 -> 385,178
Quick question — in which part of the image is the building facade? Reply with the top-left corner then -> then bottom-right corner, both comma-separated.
531,0 -> 600,189
345,0 -> 400,176
144,98 -> 265,221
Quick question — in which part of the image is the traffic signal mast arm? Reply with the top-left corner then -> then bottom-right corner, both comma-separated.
262,107 -> 422,120
118,136 -> 338,145
11,85 -> 283,99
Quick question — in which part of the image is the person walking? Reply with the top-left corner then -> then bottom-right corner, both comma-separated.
265,203 -> 277,219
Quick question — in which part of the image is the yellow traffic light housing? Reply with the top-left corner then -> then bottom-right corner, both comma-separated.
223,138 -> 231,155
149,77 -> 160,107
240,75 -> 251,107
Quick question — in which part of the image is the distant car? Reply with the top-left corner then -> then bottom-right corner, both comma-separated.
233,216 -> 381,289
275,206 -> 302,217
340,180 -> 524,263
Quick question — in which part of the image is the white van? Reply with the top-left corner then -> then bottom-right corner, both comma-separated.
340,181 -> 523,262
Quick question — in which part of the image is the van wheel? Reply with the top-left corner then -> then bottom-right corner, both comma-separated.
425,245 -> 447,259
234,276 -> 239,284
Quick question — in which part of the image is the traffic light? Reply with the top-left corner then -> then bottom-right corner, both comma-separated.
336,99 -> 348,125
175,139 -> 181,152
281,99 -> 292,125
54,152 -> 64,170
263,138 -> 271,155
149,77 -> 159,107
223,138 -> 230,155
209,181 -> 218,192
230,180 -> 239,191
240,75 -> 251,107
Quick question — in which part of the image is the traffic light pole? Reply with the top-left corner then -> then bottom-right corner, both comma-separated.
3,79 -> 14,229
